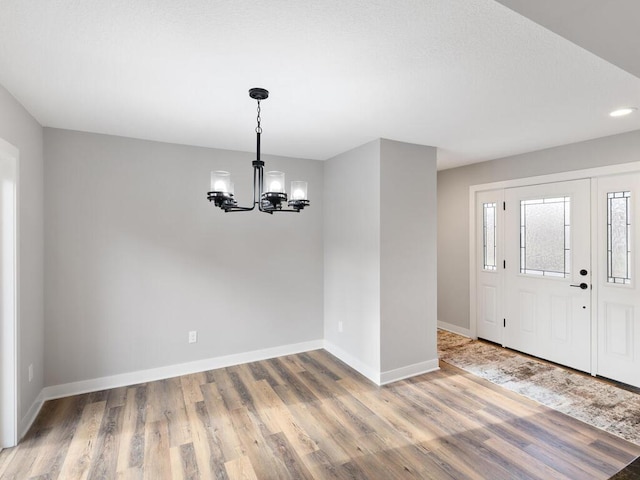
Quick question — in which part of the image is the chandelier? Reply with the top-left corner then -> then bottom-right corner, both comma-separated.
207,88 -> 310,213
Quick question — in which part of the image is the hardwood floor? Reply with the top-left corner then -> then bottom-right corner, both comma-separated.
1,350 -> 638,479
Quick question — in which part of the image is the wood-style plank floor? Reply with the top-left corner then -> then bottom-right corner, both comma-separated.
1,350 -> 639,479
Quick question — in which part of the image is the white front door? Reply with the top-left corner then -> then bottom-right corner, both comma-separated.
595,173 -> 640,388
504,179 -> 592,372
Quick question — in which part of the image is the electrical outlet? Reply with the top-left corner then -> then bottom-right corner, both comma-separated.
188,331 -> 197,344
338,321 -> 343,333
28,364 -> 33,382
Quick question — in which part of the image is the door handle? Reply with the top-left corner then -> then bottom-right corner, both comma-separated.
570,283 -> 589,290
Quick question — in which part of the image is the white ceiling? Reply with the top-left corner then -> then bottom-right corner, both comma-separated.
0,0 -> 639,170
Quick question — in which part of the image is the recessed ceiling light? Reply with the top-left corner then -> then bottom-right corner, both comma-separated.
610,107 -> 637,117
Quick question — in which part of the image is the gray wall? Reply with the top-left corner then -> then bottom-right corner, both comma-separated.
324,139 -> 438,381
380,140 -> 437,372
0,85 -> 44,424
438,130 -> 640,331
324,140 -> 381,375
44,128 -> 324,386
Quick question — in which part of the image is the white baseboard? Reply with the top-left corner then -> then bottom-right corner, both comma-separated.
322,342 -> 440,386
438,321 -> 472,338
380,359 -> 440,385
39,339 -> 323,403
19,390 -> 45,440
323,341 -> 381,385
22,337 -> 438,439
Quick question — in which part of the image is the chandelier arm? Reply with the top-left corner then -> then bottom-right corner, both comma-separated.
253,160 -> 259,207
224,206 -> 254,212
257,165 -> 263,212
257,162 -> 273,214
221,167 -> 258,212
256,161 -> 274,213
220,130 -> 264,212
256,130 -> 274,213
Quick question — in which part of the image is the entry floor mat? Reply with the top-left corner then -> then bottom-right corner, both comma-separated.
438,329 -> 640,446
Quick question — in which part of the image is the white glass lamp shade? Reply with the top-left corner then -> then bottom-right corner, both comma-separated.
291,181 -> 308,200
265,171 -> 285,193
211,171 -> 231,193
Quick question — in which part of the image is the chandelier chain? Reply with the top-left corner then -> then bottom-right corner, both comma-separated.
256,100 -> 262,134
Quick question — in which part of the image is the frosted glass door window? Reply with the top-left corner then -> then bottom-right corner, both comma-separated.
483,202 -> 497,270
607,191 -> 631,284
520,197 -> 571,277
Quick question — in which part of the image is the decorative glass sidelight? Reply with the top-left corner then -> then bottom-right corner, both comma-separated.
483,203 -> 497,271
520,197 -> 571,277
607,191 -> 631,284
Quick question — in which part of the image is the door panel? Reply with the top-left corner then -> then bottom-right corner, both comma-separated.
596,173 -> 640,387
504,179 -> 591,372
476,190 -> 504,344
550,295 -> 570,342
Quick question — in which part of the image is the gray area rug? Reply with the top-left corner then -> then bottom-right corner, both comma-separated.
438,330 -> 640,446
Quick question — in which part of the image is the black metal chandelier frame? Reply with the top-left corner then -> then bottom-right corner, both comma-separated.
207,88 -> 310,214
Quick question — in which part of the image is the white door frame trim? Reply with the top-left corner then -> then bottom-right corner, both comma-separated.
0,137 -> 18,448
469,160 -> 640,341
589,179 -> 599,376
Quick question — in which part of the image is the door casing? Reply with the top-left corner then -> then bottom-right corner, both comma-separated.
0,137 -> 18,449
